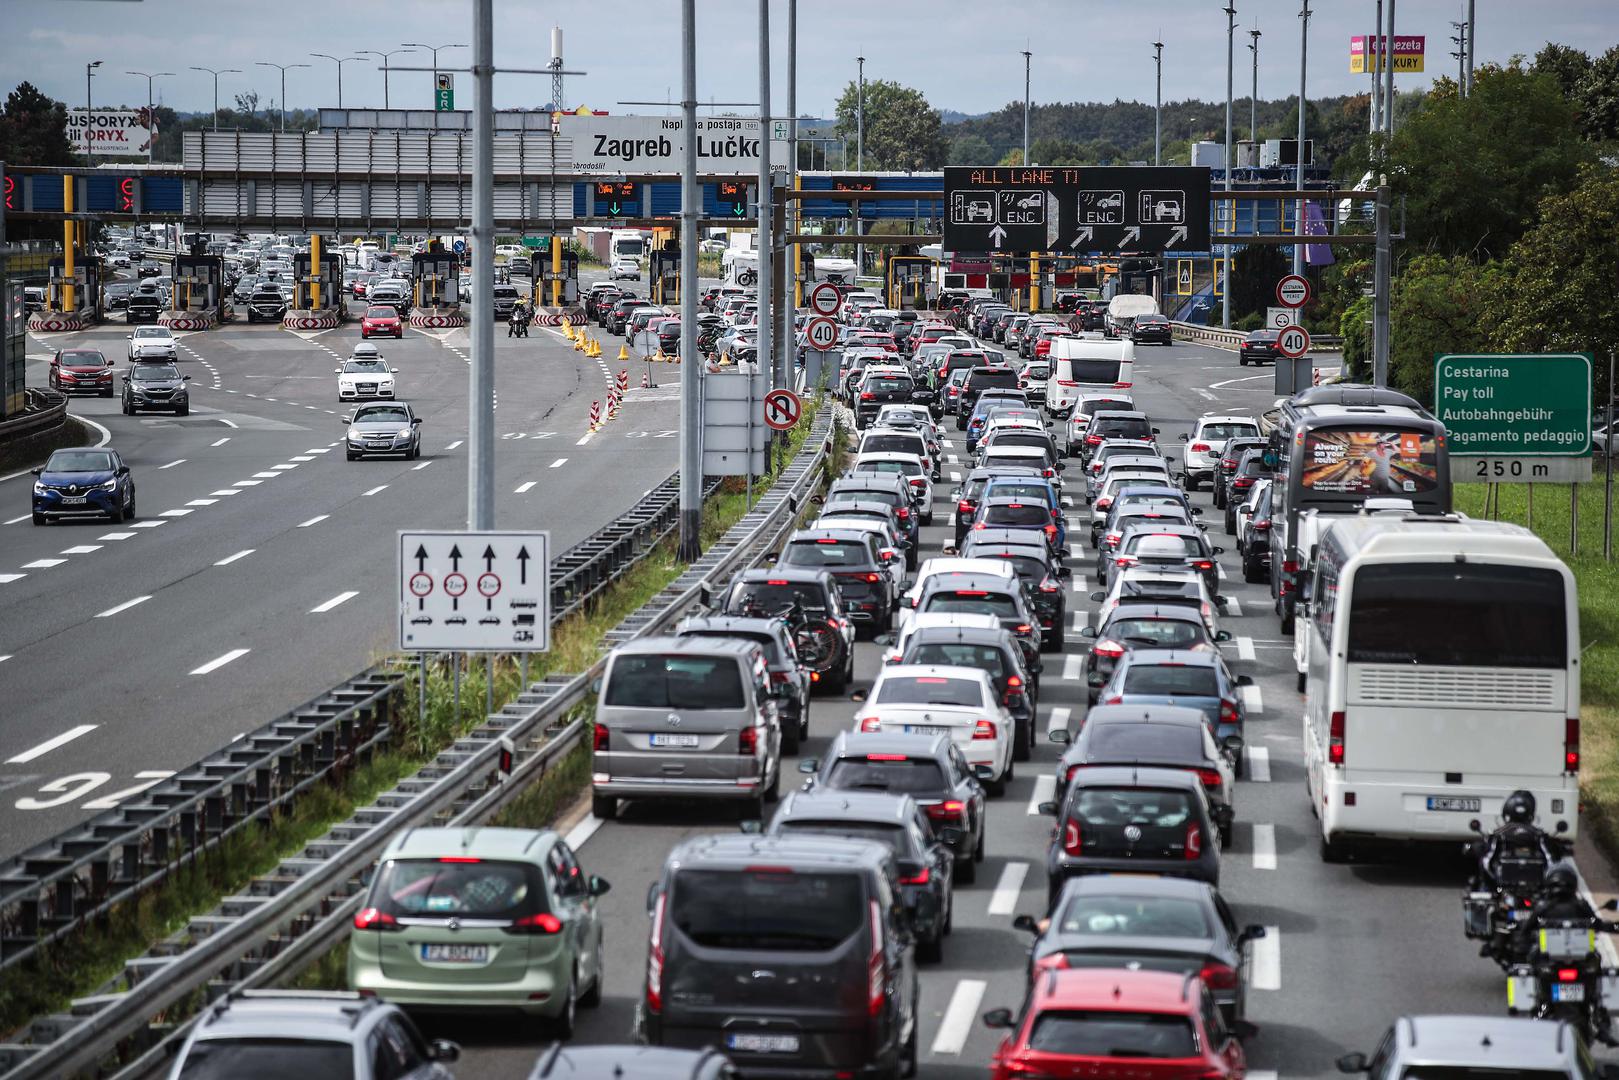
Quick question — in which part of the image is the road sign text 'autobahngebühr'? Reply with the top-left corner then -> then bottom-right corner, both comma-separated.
1433,354 -> 1593,457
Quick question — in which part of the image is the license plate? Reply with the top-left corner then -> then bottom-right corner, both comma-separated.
903,724 -> 950,735
60,496 -> 86,504
726,1033 -> 800,1054
1554,982 -> 1587,1003
649,733 -> 700,748
420,944 -> 488,963
1426,796 -> 1481,812
368,442 -> 390,449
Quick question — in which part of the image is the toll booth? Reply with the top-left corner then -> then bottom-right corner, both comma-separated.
532,250 -> 579,308
411,248 -> 461,309
293,250 -> 345,311
172,254 -> 225,318
47,254 -> 102,316
886,255 -> 935,311
650,244 -> 681,305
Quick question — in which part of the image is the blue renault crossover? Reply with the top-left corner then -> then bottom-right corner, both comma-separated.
32,447 -> 137,525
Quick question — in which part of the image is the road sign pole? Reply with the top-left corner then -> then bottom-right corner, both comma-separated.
756,0 -> 773,394
469,0 -> 495,530
1604,349 -> 1614,562
678,0 -> 702,560
1373,183 -> 1391,387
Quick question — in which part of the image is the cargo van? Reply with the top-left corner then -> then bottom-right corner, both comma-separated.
1044,336 -> 1135,418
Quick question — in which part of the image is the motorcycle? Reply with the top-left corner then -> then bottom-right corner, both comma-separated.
1505,918 -> 1619,1047
1462,819 -> 1566,968
508,309 -> 531,338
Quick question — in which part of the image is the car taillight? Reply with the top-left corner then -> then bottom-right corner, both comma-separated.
1104,532 -> 1121,547
1039,579 -> 1059,593
771,670 -> 791,684
1255,519 -> 1271,531
1085,433 -> 1104,445
647,892 -> 666,1014
1113,555 -> 1137,568
1194,767 -> 1224,790
1566,716 -> 1580,772
1014,624 -> 1033,635
973,719 -> 997,741
1062,820 -> 1083,855
1093,638 -> 1126,659
739,725 -> 759,755
1190,442 -> 1210,452
860,716 -> 882,732
1191,560 -> 1213,571
895,506 -> 910,521
1234,477 -> 1253,488
900,866 -> 930,885
868,899 -> 886,1017
353,907 -> 401,931
860,391 -> 875,400
1220,698 -> 1240,726
505,912 -> 564,934
1185,822 -> 1203,860
1199,960 -> 1238,990
925,800 -> 965,823
1044,523 -> 1057,540
1043,468 -> 1054,478
909,477 -> 926,487
1096,497 -> 1112,510
1103,694 -> 1123,705
1282,559 -> 1299,576
1329,709 -> 1345,765
958,500 -> 974,516
593,724 -> 609,752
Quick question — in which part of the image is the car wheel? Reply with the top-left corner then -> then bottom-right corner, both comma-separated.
1213,486 -> 1226,510
1320,832 -> 1353,864
781,715 -> 801,756
1239,356 -> 1249,366
591,791 -> 617,821
1242,554 -> 1263,584
108,497 -> 125,525
956,854 -> 976,885
125,491 -> 137,521
554,968 -> 578,1038
121,400 -> 132,415
919,929 -> 943,964
580,939 -> 604,1007
101,387 -> 113,397
346,450 -> 359,461
1185,473 -> 1200,492
176,405 -> 189,417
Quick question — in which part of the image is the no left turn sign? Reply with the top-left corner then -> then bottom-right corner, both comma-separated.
1276,274 -> 1311,308
763,389 -> 802,431
806,316 -> 839,352
808,282 -> 842,317
1277,325 -> 1312,358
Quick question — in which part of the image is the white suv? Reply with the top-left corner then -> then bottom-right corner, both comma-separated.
1178,414 -> 1261,491
127,326 -> 178,361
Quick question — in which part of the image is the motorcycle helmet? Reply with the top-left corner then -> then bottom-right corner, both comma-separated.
1543,861 -> 1578,902
1503,790 -> 1537,825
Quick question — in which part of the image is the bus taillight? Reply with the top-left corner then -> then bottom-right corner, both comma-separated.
1329,710 -> 1345,766
1566,716 -> 1580,773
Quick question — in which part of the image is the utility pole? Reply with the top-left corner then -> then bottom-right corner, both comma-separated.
855,55 -> 865,278
1373,178 -> 1390,387
359,49 -> 414,110
785,0 -> 798,388
758,0 -> 774,396
468,0 -> 494,530
85,61 -> 102,166
1153,40 -> 1163,166
255,62 -> 310,132
1222,4 -> 1235,330
190,66 -> 239,133
1384,0 -> 1397,139
1465,0 -> 1476,94
1022,50 -> 1032,166
678,0 -> 701,558
1369,0 -> 1383,134
1450,21 -> 1467,94
1248,25 -> 1261,145
1294,0 -> 1311,277
127,70 -> 173,162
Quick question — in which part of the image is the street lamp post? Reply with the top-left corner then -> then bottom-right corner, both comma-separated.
1222,4 -> 1236,330
189,66 -> 241,133
855,55 -> 865,276
359,49 -> 415,109
401,42 -> 468,103
1248,25 -> 1261,144
1295,0 -> 1312,277
126,70 -> 174,162
1153,40 -> 1163,166
85,61 -> 102,166
254,61 -> 310,132
310,53 -> 364,109
1021,50 -> 1032,166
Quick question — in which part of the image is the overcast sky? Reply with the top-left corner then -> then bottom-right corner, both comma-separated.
9,1 -> 1617,122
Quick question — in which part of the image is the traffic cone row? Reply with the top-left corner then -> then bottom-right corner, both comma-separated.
607,385 -> 622,421
588,400 -> 602,433
562,321 -> 575,341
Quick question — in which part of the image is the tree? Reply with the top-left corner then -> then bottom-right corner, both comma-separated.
833,79 -> 945,172
1386,254 -> 1509,405
948,133 -> 992,166
1534,43 -> 1592,100
233,91 -> 260,122
1578,45 -> 1619,142
0,81 -> 75,166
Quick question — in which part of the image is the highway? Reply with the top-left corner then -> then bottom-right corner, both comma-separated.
0,273 -> 683,858
423,336 -> 1538,1080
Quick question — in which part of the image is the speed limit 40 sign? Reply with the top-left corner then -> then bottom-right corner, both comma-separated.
805,316 -> 839,352
1277,324 -> 1312,358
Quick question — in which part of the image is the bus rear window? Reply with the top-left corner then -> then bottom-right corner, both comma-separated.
1347,564 -> 1567,668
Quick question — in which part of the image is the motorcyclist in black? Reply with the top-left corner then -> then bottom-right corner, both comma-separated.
1471,790 -> 1566,894
1511,862 -> 1619,951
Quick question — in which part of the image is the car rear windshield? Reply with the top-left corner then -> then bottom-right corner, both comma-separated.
732,581 -> 828,614
986,482 -> 1050,503
1073,788 -> 1193,828
1198,422 -> 1259,441
986,433 -> 1051,452
1080,398 -> 1133,418
825,756 -> 946,794
905,643 -> 1008,678
368,858 -> 548,920
1124,534 -> 1202,557
48,450 -> 114,471
778,821 -> 907,858
1064,359 -> 1123,383
875,676 -> 983,708
1123,665 -> 1219,697
968,370 -> 1019,390
983,503 -> 1051,528
670,869 -> 864,951
1057,894 -> 1213,938
1346,563 -> 1567,669
604,653 -> 745,709
854,460 -> 921,478
830,489 -> 905,512
1105,618 -> 1207,650
177,1039 -> 355,1080
922,591 -> 1019,618
1400,1070 -> 1570,1080
863,376 -> 913,394
782,540 -> 870,569
1027,1011 -> 1197,1058
863,435 -> 925,456
1095,418 -> 1153,439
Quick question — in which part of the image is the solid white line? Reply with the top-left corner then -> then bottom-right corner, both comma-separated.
158,459 -> 185,470
217,417 -> 239,428
310,590 -> 359,613
76,412 -> 113,449
158,508 -> 193,517
186,499 -> 218,507
6,725 -> 98,764
1249,1072 -> 1280,1080
1047,706 -> 1072,737
1225,596 -> 1244,616
549,457 -> 568,468
987,862 -> 1029,917
1241,684 -> 1264,715
190,648 -> 250,675
98,532 -> 136,541
214,549 -> 254,566
211,437 -> 231,447
96,595 -> 151,618
0,574 -> 25,584
515,481 -> 537,493
564,814 -> 605,852
21,558 -> 65,568
1063,654 -> 1082,680
1252,823 -> 1277,870
444,440 -> 464,450
1250,928 -> 1281,990
1248,746 -> 1271,782
60,545 -> 102,555
297,514 -> 328,528
931,980 -> 988,1056
412,460 -> 432,470
1027,774 -> 1056,816
4,514 -> 31,525
1236,635 -> 1256,661
361,484 -> 388,496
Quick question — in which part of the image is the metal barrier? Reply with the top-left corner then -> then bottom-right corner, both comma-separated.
1170,321 -> 1343,352
1,411 -> 835,1080
0,389 -> 68,442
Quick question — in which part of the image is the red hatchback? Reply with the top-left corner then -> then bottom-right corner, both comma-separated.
985,968 -> 1249,1079
49,349 -> 115,396
360,305 -> 404,338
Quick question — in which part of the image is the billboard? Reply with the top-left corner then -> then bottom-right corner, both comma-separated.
559,115 -> 789,176
67,109 -> 156,155
1301,430 -> 1440,495
1350,35 -> 1426,74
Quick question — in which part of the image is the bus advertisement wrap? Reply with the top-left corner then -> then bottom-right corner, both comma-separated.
1301,430 -> 1440,495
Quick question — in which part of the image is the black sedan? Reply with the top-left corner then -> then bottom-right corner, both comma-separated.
1238,329 -> 1281,365
958,530 -> 1070,652
1130,313 -> 1173,345
1076,602 -> 1229,705
1013,875 -> 1265,1026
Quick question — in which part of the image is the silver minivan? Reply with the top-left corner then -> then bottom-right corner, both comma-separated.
591,638 -> 782,821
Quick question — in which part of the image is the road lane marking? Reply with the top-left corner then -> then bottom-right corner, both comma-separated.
1195,388 -> 1216,400
128,520 -> 167,528
1071,609 -> 1087,631
306,447 -> 332,454
549,457 -> 568,468
98,532 -> 136,541
949,470 -> 961,482
1241,684 -> 1264,715
412,460 -> 432,470
210,489 -> 242,497
297,515 -> 328,528
1236,635 -> 1256,661
60,545 -> 102,555
21,558 -> 65,568
1062,654 -> 1082,680
1047,706 -> 1071,737
271,463 -> 299,471
515,481 -> 537,493
565,815 -> 605,851
931,980 -> 987,1056
987,862 -> 1029,916
158,459 -> 185,469
1071,574 -> 1087,592
214,549 -> 254,566
444,440 -> 464,450
1251,928 -> 1280,990
1225,597 -> 1243,616
233,480 -> 262,487
1217,563 -> 1227,580
1061,495 -> 1072,506
186,499 -> 218,507
4,514 -> 32,525
361,484 -> 388,496
1247,746 -> 1271,782
1252,823 -> 1277,870
252,472 -> 280,479
96,595 -> 151,618
1027,774 -> 1056,815
158,508 -> 193,517
0,656 -> 9,663
6,725 -> 98,764
575,434 -> 592,446
310,590 -> 359,613
191,648 -> 250,675
211,438 -> 231,447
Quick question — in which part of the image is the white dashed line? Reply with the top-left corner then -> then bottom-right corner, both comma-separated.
1251,929 -> 1281,990
186,499 -> 217,507
1236,635 -> 1256,661
6,725 -> 98,764
191,648 -> 250,675
298,515 -> 329,528
949,470 -> 962,483
1071,574 -> 1087,593
0,574 -> 22,585
361,484 -> 388,496
1247,746 -> 1271,782
290,455 -> 315,462
214,549 -> 254,566
1027,774 -> 1056,816
96,595 -> 151,618
1062,654 -> 1083,680
412,460 -> 433,470
158,508 -> 193,518
549,457 -> 568,468
271,463 -> 299,471
21,558 -> 65,569
128,520 -> 167,528
515,481 -> 537,493
987,862 -> 1029,916
5,514 -> 33,525
310,590 -> 359,613
576,433 -> 593,446
930,980 -> 987,1056
98,532 -> 136,541
1225,597 -> 1243,616
233,479 -> 262,487
444,440 -> 464,450
1071,609 -> 1087,631
1252,823 -> 1277,870
1241,684 -> 1264,715
252,471 -> 281,479
306,447 -> 332,454
158,459 -> 186,470
60,545 -> 102,555
211,438 -> 231,447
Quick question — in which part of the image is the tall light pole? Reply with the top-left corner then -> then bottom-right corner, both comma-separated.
1294,0 -> 1312,277
1384,0 -> 1397,139
1153,40 -> 1163,166
359,49 -> 415,109
401,42 -> 468,103
1222,4 -> 1235,330
757,0 -> 773,397
855,55 -> 865,276
678,0 -> 701,557
1021,50 -> 1032,166
310,53 -> 364,109
127,70 -> 173,161
190,66 -> 240,133
254,61 -> 309,132
1248,25 -> 1261,145
786,0 -> 798,392
85,61 -> 102,166
469,1 -> 494,530
1465,0 -> 1476,94
1449,21 -> 1467,94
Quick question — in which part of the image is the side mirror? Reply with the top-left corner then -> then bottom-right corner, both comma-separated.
1048,729 -> 1071,744
1190,507 -> 1203,516
1012,914 -> 1041,935
1078,626 -> 1097,639
1053,462 -> 1066,472
874,632 -> 896,646
105,358 -> 115,367
1178,433 -> 1189,441
391,366 -> 399,373
334,367 -> 342,374
1239,924 -> 1267,944
588,875 -> 612,897
1086,673 -> 1108,687
941,544 -> 959,556
428,1039 -> 461,1063
1212,803 -> 1235,828
973,764 -> 996,783
1223,734 -> 1245,755
982,1008 -> 1015,1030
342,415 -> 351,424
1214,630 -> 1232,642
590,675 -> 603,694
645,882 -> 660,915
1211,546 -> 1224,555
29,467 -> 42,476
1236,674 -> 1255,687
849,689 -> 868,703
1089,591 -> 1104,602
1603,898 -> 1619,912
764,552 -> 778,564
797,757 -> 819,774
1336,1052 -> 1370,1074
1037,800 -> 1060,816
182,375 -> 192,382
412,417 -> 422,425
739,819 -> 764,835
1059,547 -> 1073,559
937,826 -> 963,845
1151,427 -> 1161,434
1057,564 -> 1073,579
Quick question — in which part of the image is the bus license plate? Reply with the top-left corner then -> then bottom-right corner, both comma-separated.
1427,796 -> 1481,813
727,1033 -> 799,1054
649,733 -> 699,748
1554,982 -> 1586,1003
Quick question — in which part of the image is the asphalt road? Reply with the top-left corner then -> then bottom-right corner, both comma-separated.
0,282 -> 683,857
429,336 -> 1550,1080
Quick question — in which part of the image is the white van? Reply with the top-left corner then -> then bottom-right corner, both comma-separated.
1044,336 -> 1135,418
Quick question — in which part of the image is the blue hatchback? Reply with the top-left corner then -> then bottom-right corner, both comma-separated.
982,476 -> 1065,551
32,447 -> 137,525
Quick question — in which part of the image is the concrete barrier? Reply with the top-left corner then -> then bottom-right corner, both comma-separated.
282,309 -> 342,331
408,308 -> 468,329
26,311 -> 95,333
159,310 -> 218,331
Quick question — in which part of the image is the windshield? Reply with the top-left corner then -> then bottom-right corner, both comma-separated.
1106,618 -> 1207,649
983,503 -> 1052,527
671,869 -> 863,951
132,328 -> 168,339
1123,665 -> 1219,697
368,858 -> 547,920
874,676 -> 983,708
781,540 -> 870,569
364,307 -> 396,318
604,653 -> 745,709
60,351 -> 105,365
922,591 -> 1019,618
1063,358 -> 1123,383
353,406 -> 410,424
1057,894 -> 1213,938
177,1039 -> 354,1080
1027,1011 -> 1197,1058
47,450 -> 113,472
825,756 -> 946,794
343,360 -> 388,373
131,365 -> 179,381
778,821 -> 907,857
979,553 -> 1047,583
906,642 -> 1008,678
1347,563 -> 1567,668
732,581 -> 828,614
1199,422 -> 1259,441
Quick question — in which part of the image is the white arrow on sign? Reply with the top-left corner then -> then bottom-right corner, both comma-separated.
1068,226 -> 1093,249
1117,226 -> 1141,250
1167,225 -> 1188,247
989,224 -> 1008,250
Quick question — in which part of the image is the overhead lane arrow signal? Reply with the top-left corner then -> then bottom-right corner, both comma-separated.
449,545 -> 462,572
1167,225 -> 1188,247
1068,226 -> 1093,249
988,224 -> 1008,250
483,545 -> 497,572
517,546 -> 530,585
415,544 -> 428,572
1117,226 -> 1141,250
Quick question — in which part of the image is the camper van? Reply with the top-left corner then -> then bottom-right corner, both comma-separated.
1044,335 -> 1135,418
1105,294 -> 1160,337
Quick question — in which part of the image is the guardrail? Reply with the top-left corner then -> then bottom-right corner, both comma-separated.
1170,321 -> 1343,352
1,410 -> 834,1079
0,389 -> 68,442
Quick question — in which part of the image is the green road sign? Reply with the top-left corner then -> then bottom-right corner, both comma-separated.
1434,353 -> 1593,457
434,73 -> 455,112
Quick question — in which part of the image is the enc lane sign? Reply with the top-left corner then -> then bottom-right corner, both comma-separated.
808,281 -> 842,317
400,530 -> 550,652
1276,325 -> 1311,358
805,316 -> 838,352
763,389 -> 802,431
943,165 -> 1211,254
1276,274 -> 1310,308
1434,353 -> 1593,466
